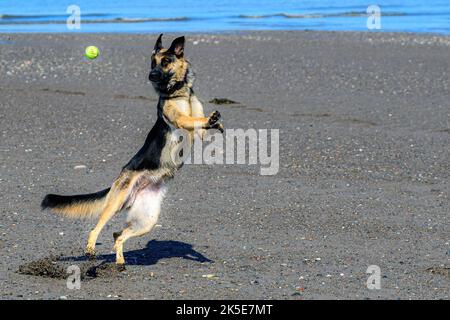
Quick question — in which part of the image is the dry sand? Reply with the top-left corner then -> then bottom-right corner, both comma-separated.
0,31 -> 448,299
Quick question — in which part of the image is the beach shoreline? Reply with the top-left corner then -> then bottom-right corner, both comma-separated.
1,0 -> 449,34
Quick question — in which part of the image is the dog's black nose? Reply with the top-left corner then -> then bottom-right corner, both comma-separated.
149,70 -> 161,82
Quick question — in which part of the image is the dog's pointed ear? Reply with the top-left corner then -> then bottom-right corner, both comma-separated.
153,34 -> 163,54
168,36 -> 185,57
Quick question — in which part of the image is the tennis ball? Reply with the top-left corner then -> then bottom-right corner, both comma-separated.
85,46 -> 99,59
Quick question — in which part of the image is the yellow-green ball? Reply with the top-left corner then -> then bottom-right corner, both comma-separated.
85,46 -> 99,59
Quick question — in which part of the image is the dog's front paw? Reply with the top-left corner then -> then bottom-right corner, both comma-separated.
210,122 -> 224,133
208,111 -> 221,125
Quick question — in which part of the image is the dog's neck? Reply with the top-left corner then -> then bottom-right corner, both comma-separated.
156,84 -> 195,119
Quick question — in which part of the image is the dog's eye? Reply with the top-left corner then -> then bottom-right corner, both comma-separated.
161,58 -> 171,66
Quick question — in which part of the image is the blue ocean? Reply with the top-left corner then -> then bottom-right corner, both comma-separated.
0,0 -> 449,34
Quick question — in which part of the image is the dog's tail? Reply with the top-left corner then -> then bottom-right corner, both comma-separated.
41,188 -> 111,219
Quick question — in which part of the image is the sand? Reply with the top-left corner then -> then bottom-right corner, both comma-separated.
0,31 -> 448,299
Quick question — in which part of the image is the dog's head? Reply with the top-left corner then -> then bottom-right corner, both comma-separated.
149,34 -> 194,94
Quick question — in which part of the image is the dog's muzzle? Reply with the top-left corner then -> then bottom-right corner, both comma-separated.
149,70 -> 162,82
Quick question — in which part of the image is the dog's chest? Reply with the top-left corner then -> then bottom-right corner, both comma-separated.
174,100 -> 191,116
160,100 -> 193,168
162,100 -> 191,130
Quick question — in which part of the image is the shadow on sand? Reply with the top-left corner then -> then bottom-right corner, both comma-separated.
17,240 -> 212,279
61,239 -> 213,266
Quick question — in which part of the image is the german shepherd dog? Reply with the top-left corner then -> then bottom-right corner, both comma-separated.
41,35 -> 223,266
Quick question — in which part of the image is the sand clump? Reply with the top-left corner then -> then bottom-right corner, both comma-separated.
17,255 -> 125,280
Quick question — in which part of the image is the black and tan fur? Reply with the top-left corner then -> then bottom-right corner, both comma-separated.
41,35 -> 223,266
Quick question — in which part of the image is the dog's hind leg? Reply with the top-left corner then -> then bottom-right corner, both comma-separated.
85,200 -> 121,258
113,184 -> 165,265
113,224 -> 152,266
85,172 -> 138,258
